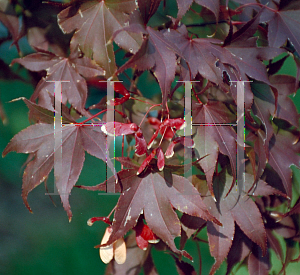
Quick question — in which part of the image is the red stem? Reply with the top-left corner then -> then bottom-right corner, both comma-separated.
121,135 -> 124,170
192,85 -> 203,105
79,110 -> 107,124
78,109 -> 127,125
245,121 -> 259,132
138,104 -> 162,128
234,3 -> 278,13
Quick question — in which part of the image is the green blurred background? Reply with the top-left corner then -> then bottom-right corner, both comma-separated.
1,1 -> 300,275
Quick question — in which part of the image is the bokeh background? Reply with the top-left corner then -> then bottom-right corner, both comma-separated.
1,1 -> 300,274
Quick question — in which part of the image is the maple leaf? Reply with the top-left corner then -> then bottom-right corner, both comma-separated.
173,255 -> 197,275
176,0 -> 219,22
164,25 -> 239,88
226,226 -> 252,275
248,244 -> 270,275
261,1 -> 300,56
225,11 -> 285,78
251,81 -> 276,150
200,172 -> 269,275
250,75 -> 299,171
57,0 -> 142,77
11,48 -> 104,113
100,164 -> 221,259
3,122 -> 113,220
116,14 -> 183,108
223,11 -> 285,109
193,100 -> 237,198
268,131 -> 300,198
269,75 -> 299,128
11,97 -> 76,124
137,0 -> 162,24
0,1 -> 20,50
164,24 -> 276,110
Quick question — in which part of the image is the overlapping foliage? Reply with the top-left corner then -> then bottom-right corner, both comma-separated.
1,0 -> 300,274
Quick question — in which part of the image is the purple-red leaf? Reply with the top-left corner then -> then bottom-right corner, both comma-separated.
103,169 -> 221,258
3,123 -> 113,220
261,5 -> 300,57
117,26 -> 182,108
268,131 -> 300,198
138,0 -> 161,24
226,226 -> 252,275
248,245 -> 269,275
176,0 -> 219,21
11,49 -> 104,112
199,171 -> 267,274
193,101 -> 237,198
58,0 -> 142,77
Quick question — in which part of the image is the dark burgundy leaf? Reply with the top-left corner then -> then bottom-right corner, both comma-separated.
11,48 -> 104,112
269,75 -> 299,128
115,157 -> 140,170
117,26 -> 182,108
287,199 -> 300,216
3,123 -> 113,220
266,229 -> 284,261
223,12 -> 284,108
267,54 -> 289,75
164,25 -> 256,109
11,97 -> 75,124
193,103 -> 237,198
200,171 -> 267,275
58,0 -> 142,77
248,244 -> 269,275
192,170 -> 267,275
181,213 -> 206,238
268,131 -> 300,198
226,226 -> 252,275
0,11 -> 19,45
165,25 -> 238,87
230,194 -> 267,254
261,6 -> 300,56
247,130 -> 268,183
77,168 -> 136,193
251,81 -> 275,147
176,0 -> 219,21
103,168 -> 221,259
173,256 -> 197,275
273,216 -> 297,239
138,0 -> 161,24
194,126 -> 219,200
244,174 -> 288,198
206,205 -> 235,275
27,26 -> 65,56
